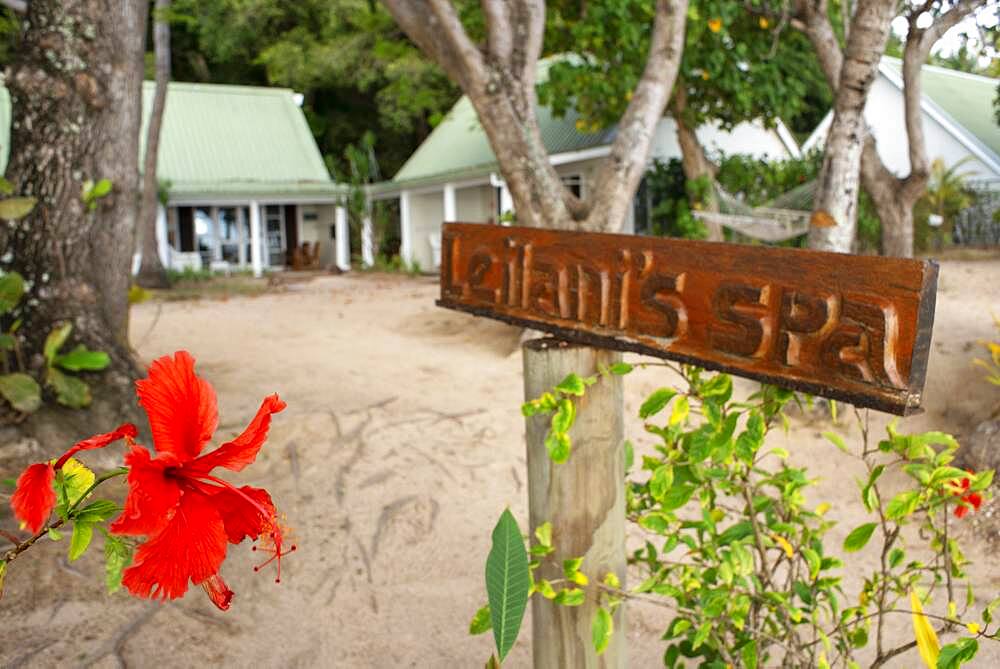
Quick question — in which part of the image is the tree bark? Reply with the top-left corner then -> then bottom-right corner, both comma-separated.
2,0 -> 147,390
801,0 -> 895,253
671,85 -> 723,241
136,0 -> 171,288
860,0 -> 981,257
796,0 -> 981,256
381,0 -> 687,233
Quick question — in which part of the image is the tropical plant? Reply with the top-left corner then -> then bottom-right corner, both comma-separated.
471,365 -> 998,667
915,157 -> 977,251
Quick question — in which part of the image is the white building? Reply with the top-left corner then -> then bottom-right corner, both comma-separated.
371,82 -> 800,272
803,57 -> 1000,179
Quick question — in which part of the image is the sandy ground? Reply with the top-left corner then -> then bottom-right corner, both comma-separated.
1,259 -> 999,668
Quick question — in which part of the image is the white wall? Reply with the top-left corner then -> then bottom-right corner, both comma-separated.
409,191 -> 443,271
650,118 -> 793,164
804,74 -> 998,179
456,185 -> 493,222
865,77 -> 995,178
300,204 -> 337,268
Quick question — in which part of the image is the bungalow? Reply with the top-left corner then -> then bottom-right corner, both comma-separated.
371,74 -> 801,272
803,57 -> 1000,179
1,82 -> 351,276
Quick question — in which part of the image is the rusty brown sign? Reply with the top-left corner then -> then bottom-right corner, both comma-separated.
437,223 -> 939,415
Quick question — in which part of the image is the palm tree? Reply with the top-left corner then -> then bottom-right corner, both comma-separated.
916,157 -> 977,251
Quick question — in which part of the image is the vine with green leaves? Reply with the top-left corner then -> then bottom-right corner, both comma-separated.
0,179 -> 113,419
470,361 -> 996,667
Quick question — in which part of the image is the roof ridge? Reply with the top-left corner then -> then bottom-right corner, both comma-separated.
142,80 -> 297,96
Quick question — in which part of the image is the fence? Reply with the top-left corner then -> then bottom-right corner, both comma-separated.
954,178 -> 1000,246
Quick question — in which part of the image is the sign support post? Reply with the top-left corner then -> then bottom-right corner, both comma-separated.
523,339 -> 627,669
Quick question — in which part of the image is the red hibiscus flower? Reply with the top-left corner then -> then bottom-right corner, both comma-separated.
10,423 -> 138,533
109,351 -> 291,610
953,472 -> 983,519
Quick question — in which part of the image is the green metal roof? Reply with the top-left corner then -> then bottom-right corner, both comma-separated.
2,81 -> 341,199
882,58 -> 1000,164
393,57 -> 615,184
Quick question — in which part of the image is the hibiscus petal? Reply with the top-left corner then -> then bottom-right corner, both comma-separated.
53,423 -> 138,470
201,573 -> 235,611
213,485 -> 275,544
10,463 -> 55,534
109,445 -> 181,537
121,490 -> 228,602
136,351 -> 218,462
190,394 -> 285,473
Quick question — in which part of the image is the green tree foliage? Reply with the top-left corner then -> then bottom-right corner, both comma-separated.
540,0 -> 832,140
167,0 -> 460,175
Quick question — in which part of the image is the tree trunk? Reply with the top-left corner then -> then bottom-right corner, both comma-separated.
382,0 -> 687,233
136,0 -> 172,289
2,0 -> 147,392
672,86 -> 722,241
805,0 -> 895,253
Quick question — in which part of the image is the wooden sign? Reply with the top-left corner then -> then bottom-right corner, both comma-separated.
437,223 -> 939,415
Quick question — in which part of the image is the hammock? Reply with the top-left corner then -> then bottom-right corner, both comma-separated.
693,180 -> 817,242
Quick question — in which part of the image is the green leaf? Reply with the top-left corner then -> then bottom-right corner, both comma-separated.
936,638 -> 978,669
649,465 -> 674,503
43,323 -> 72,365
485,509 -> 530,662
74,499 -> 120,523
843,523 -> 878,553
469,604 -> 492,635
104,533 -> 133,593
591,607 -> 613,655
639,388 -> 676,419
0,196 -> 37,221
608,362 -> 633,376
551,398 -> 575,434
0,373 -> 42,413
0,271 -> 25,313
545,431 -> 572,464
88,178 -> 113,199
554,588 -> 585,606
58,458 -> 96,507
669,395 -> 690,426
661,484 -> 697,511
624,440 -> 634,472
741,641 -> 758,669
55,345 -> 111,372
534,522 -> 552,549
555,373 -> 586,396
886,491 -> 921,520
823,431 -> 850,454
68,521 -> 94,561
700,374 -> 732,401
691,621 -> 712,650
0,333 -> 15,351
46,368 -> 92,408
47,527 -> 63,541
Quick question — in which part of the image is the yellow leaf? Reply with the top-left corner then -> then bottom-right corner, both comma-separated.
759,17 -> 770,29
707,18 -> 722,33
967,622 -> 981,635
910,590 -> 940,668
948,601 -> 957,620
772,534 -> 794,558
816,502 -> 831,516
59,458 -> 96,506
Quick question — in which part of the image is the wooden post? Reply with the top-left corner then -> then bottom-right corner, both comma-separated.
523,339 -> 627,669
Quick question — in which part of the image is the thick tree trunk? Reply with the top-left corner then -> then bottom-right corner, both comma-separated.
672,87 -> 722,241
136,0 -> 172,289
2,0 -> 147,391
382,0 -> 686,233
805,0 -> 895,253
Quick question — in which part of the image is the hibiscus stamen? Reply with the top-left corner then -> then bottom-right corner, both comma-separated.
252,518 -> 296,583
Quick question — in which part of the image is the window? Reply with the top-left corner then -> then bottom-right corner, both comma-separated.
561,174 -> 584,199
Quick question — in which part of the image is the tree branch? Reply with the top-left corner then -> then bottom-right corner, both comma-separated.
919,0 -> 992,54
586,0 -> 689,231
481,0 -> 513,63
0,0 -> 26,14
